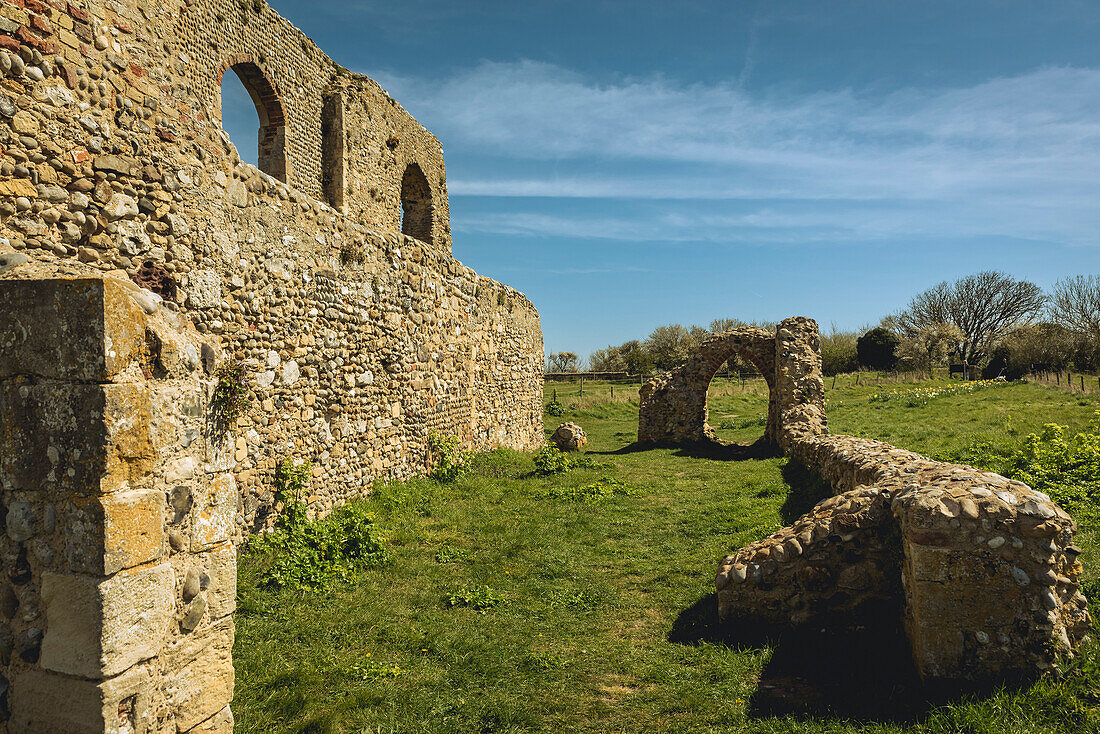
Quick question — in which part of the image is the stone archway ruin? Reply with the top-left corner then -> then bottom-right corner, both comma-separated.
219,55 -> 289,183
640,317 -> 1090,685
638,326 -> 780,445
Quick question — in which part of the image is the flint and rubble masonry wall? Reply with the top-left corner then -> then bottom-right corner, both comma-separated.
640,318 -> 1091,683
0,0 -> 544,537
0,0 -> 542,731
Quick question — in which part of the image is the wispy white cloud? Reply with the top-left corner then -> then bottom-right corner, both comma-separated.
370,61 -> 1100,246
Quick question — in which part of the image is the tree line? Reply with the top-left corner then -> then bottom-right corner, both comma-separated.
558,271 -> 1100,378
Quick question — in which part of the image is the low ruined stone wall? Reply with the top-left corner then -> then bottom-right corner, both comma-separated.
640,316 -> 1091,684
714,320 -> 1089,684
1,272 -> 235,732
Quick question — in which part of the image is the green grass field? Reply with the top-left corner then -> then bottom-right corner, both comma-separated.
234,377 -> 1100,733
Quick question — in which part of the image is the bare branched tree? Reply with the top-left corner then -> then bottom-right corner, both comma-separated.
547,352 -> 579,372
893,271 -> 1045,364
1049,275 -> 1100,340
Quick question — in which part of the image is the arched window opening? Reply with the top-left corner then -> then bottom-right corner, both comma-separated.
219,59 -> 288,182
321,93 -> 345,210
400,163 -> 433,244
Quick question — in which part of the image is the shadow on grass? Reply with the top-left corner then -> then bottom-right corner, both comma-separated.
590,437 -> 780,461
779,459 -> 832,525
670,593 -> 931,723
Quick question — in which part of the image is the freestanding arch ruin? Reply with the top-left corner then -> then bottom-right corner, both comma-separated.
638,327 -> 781,445
640,318 -> 1091,685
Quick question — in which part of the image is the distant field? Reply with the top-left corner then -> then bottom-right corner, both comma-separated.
234,376 -> 1099,733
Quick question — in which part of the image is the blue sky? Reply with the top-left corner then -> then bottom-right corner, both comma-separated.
221,0 -> 1100,363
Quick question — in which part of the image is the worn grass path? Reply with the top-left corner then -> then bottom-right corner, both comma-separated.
234,377 -> 1100,733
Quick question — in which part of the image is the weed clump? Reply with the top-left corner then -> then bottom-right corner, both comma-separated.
534,446 -> 572,475
245,458 -> 388,590
428,431 -> 470,482
211,359 -> 249,430
446,584 -> 504,613
538,478 -> 636,504
533,446 -> 611,475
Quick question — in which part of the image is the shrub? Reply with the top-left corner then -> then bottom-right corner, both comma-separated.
1007,414 -> 1100,522
857,327 -> 900,371
546,399 -> 565,417
427,431 -> 470,483
819,328 -> 860,376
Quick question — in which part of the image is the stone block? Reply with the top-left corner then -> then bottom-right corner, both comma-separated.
905,622 -> 966,680
9,662 -> 155,734
39,564 -> 174,678
165,618 -> 235,732
1,382 -> 156,497
186,706 -> 234,734
0,277 -> 147,381
199,542 -> 238,621
102,488 -> 165,574
191,474 -> 237,551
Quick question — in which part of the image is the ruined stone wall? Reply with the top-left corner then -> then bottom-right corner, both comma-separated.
639,317 -> 1090,684
0,270 -> 236,732
0,0 -> 543,538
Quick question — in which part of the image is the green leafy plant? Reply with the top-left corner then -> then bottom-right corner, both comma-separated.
211,359 -> 249,430
245,459 -> 388,590
434,544 -> 470,564
539,478 -> 636,503
546,399 -> 565,417
446,584 -> 504,613
1006,413 -> 1100,521
427,431 -> 470,482
533,446 -> 573,475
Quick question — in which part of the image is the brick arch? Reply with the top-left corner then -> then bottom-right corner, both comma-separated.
400,161 -> 433,244
639,327 -> 779,445
218,54 -> 289,182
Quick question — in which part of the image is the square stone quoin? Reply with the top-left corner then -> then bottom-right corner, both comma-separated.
0,276 -> 236,733
638,316 -> 1091,685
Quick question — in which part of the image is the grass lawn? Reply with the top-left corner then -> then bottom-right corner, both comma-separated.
234,376 -> 1100,733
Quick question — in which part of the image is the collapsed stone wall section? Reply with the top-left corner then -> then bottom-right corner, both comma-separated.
703,317 -> 1090,684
